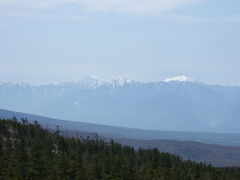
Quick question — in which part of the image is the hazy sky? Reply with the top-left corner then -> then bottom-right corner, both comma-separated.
0,0 -> 240,85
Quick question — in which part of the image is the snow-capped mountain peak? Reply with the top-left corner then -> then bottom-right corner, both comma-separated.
57,76 -> 134,89
112,77 -> 133,87
164,75 -> 196,83
66,76 -> 111,89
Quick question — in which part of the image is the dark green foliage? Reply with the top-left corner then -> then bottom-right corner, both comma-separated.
0,118 -> 240,180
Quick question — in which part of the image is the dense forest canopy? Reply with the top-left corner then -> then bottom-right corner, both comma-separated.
0,118 -> 240,180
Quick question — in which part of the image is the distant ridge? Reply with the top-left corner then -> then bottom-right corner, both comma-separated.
1,108 -> 240,147
0,75 -> 201,87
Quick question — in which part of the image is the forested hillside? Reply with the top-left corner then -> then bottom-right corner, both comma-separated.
0,118 -> 240,180
2,108 -> 240,147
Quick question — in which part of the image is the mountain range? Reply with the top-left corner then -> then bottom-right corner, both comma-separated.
0,76 -> 240,133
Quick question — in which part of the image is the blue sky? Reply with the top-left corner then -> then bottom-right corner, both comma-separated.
0,0 -> 240,85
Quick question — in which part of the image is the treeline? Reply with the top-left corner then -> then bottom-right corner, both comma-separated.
0,118 -> 240,180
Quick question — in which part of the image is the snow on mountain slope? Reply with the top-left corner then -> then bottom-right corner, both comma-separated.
0,75 -> 196,89
164,75 -> 196,83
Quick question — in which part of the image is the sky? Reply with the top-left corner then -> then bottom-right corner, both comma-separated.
0,0 -> 240,85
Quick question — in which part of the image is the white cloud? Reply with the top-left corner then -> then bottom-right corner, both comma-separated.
0,0 -> 199,14
166,14 -> 240,23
